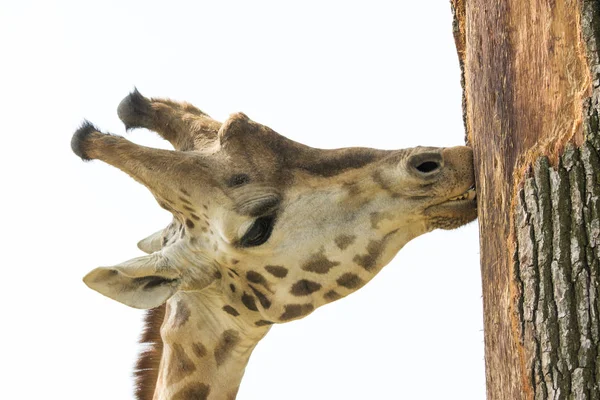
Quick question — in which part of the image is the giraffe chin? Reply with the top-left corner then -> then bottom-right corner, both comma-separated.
423,196 -> 478,230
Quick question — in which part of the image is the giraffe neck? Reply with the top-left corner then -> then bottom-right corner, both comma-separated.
152,290 -> 269,400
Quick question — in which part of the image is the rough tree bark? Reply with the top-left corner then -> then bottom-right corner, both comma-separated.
451,0 -> 600,399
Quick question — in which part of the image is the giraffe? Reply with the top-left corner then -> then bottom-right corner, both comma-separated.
71,89 -> 477,400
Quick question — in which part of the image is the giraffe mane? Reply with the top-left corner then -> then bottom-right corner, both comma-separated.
134,304 -> 166,400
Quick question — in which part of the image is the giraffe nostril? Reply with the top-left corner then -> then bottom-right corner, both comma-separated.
415,161 -> 440,174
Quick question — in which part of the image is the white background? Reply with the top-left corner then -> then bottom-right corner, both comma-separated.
0,1 -> 484,399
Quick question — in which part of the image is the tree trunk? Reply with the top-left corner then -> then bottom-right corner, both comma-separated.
451,0 -> 600,398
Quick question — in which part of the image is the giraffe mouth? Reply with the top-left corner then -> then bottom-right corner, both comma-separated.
425,184 -> 477,215
447,186 -> 477,202
424,184 -> 478,228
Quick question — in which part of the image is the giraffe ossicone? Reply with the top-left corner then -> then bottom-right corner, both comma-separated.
72,89 -> 477,400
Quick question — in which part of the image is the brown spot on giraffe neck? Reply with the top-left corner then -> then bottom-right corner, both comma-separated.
279,303 -> 314,321
290,279 -> 322,296
324,290 -> 342,302
172,383 -> 210,400
353,239 -> 386,272
222,305 -> 240,317
246,271 -> 268,286
336,273 -> 364,289
172,300 -> 191,328
301,249 -> 340,274
264,265 -> 288,278
214,330 -> 241,366
241,292 -> 258,311
167,343 -> 196,384
334,234 -> 356,250
249,285 -> 272,309
192,342 -> 207,358
255,319 -> 274,327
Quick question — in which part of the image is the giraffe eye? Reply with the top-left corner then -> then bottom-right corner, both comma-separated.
240,215 -> 276,247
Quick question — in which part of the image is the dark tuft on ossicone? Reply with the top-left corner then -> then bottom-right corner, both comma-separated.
117,88 -> 153,131
71,120 -> 100,161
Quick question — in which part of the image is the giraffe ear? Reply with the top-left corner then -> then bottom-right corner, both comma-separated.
83,254 -> 182,309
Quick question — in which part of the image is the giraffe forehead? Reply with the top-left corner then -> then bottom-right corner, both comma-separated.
192,121 -> 399,193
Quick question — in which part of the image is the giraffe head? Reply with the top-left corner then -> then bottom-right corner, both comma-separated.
73,90 -> 476,326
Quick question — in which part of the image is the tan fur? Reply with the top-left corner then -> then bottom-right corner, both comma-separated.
73,91 -> 478,399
